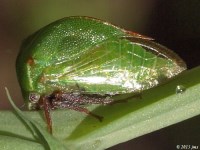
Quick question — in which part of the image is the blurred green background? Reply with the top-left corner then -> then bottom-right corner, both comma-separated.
0,0 -> 199,149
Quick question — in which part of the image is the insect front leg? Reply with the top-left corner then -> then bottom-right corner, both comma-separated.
41,96 -> 53,134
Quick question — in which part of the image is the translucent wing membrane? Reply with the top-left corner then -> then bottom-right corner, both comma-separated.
41,37 -> 186,95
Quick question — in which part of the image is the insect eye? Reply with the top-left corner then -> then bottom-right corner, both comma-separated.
29,92 -> 40,103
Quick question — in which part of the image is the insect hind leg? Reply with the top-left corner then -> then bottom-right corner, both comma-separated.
52,91 -> 114,121
59,102 -> 103,122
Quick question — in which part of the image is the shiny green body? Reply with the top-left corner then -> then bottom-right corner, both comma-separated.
16,16 -> 186,107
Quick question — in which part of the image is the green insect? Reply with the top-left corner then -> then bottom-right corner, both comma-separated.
16,16 -> 186,133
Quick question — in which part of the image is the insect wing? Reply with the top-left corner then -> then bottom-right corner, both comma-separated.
42,36 -> 186,95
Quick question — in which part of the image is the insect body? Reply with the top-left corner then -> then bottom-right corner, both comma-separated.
16,16 -> 186,133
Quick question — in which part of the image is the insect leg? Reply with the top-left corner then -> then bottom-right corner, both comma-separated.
42,97 -> 52,134
109,93 -> 142,105
60,102 -> 103,122
75,83 -> 86,93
